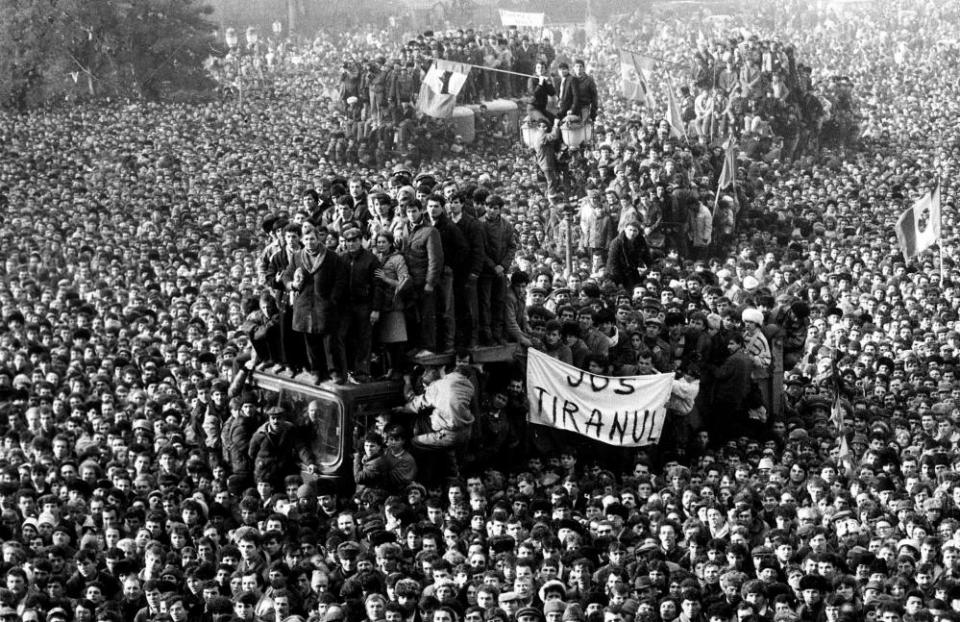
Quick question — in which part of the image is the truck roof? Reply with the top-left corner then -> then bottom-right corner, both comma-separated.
250,370 -> 403,402
411,343 -> 521,366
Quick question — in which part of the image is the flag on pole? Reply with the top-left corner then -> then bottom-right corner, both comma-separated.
619,50 -> 655,108
831,390 -> 857,478
717,137 -> 737,190
664,76 -> 687,140
417,59 -> 471,119
895,182 -> 941,262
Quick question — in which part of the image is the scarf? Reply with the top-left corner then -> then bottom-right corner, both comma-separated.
301,247 -> 326,273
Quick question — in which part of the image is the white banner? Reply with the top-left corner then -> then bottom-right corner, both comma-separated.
526,349 -> 673,446
499,9 -> 546,27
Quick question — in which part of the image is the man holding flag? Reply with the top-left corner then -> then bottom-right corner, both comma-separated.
712,138 -> 738,252
895,181 -> 941,262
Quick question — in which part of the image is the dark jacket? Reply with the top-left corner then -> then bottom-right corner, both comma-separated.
605,232 -> 651,290
353,451 -> 391,489
249,420 -> 296,484
528,74 -> 556,113
574,74 -> 599,120
340,247 -> 382,308
66,569 -> 121,600
265,246 -> 296,307
712,349 -> 754,410
557,74 -> 577,119
283,249 -> 347,334
404,220 -> 443,287
503,286 -> 530,343
221,414 -> 257,475
452,212 -> 486,277
432,214 -> 469,275
482,217 -> 517,274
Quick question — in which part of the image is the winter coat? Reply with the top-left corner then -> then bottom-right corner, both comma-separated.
406,370 -> 476,433
221,414 -> 257,475
452,212 -> 486,277
605,232 -> 651,290
283,249 -> 348,334
504,287 -> 531,344
249,420 -> 296,484
432,214 -> 469,275
340,248 -> 382,308
712,349 -> 753,410
482,217 -> 517,274
353,452 -> 391,489
375,251 -> 410,312
579,204 -> 608,249
403,220 -> 443,287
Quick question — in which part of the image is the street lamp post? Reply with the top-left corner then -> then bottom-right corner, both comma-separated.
224,27 -> 240,103
246,28 -> 260,92
561,199 -> 578,278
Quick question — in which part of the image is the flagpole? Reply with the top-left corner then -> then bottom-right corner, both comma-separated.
939,175 -> 946,284
619,47 -> 686,69
443,60 -> 538,80
713,133 -> 729,210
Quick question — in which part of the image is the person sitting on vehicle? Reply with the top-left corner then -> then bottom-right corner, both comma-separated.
397,364 -> 475,452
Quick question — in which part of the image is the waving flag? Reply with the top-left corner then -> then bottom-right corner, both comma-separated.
417,59 -> 470,119
620,50 -> 655,108
665,75 -> 687,140
895,182 -> 941,262
717,137 -> 737,190
833,396 -> 857,477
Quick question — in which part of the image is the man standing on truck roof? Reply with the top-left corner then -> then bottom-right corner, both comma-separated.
336,226 -> 382,384
283,223 -> 348,385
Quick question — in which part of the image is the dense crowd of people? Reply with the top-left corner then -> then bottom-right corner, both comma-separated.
2,0 -> 960,621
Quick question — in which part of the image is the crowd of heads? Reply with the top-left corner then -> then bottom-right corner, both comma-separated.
1,0 -> 960,621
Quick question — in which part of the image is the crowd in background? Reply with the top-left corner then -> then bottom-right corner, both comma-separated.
3,0 -> 960,621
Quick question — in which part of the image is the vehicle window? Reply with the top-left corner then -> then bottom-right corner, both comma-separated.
296,396 -> 341,468
253,384 -> 342,469
352,394 -> 404,438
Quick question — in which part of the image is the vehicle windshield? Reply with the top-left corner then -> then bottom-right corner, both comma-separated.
254,382 -> 343,469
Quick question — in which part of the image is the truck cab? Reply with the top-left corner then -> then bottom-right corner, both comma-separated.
246,344 -> 521,491
247,372 -> 404,492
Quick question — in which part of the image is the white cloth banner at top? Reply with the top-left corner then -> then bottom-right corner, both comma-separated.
499,9 -> 546,27
526,349 -> 674,446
